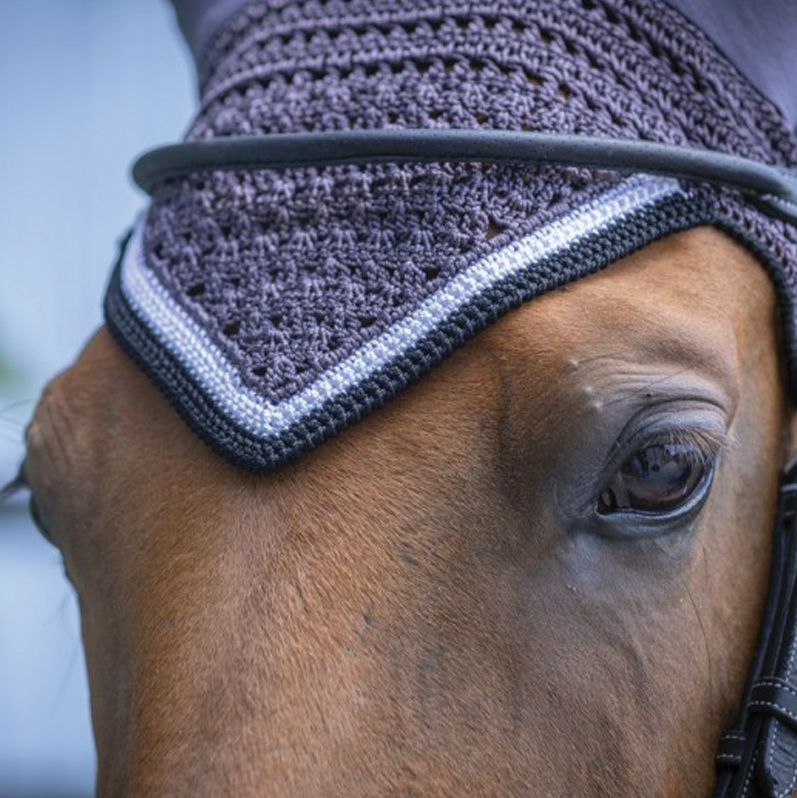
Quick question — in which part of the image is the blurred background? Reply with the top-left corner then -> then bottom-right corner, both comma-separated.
0,2 -> 194,795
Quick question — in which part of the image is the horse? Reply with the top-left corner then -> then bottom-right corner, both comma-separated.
12,0 -> 797,795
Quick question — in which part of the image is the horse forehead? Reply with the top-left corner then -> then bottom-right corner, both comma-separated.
482,227 -> 764,377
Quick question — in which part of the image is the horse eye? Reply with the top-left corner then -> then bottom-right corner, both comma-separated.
597,441 -> 711,516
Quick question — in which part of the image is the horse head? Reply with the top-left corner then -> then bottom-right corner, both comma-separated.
17,1 -> 797,795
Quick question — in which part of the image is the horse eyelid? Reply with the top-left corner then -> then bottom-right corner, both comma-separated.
647,425 -> 734,462
610,415 -> 735,468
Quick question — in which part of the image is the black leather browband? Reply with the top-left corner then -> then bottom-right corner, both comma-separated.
132,128 -> 797,225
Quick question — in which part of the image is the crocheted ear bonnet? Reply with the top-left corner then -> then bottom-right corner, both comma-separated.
104,0 -> 797,471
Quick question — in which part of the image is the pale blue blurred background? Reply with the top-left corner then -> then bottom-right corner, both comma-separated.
0,2 -> 194,795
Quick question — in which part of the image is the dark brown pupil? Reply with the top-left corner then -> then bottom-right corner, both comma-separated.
598,442 -> 707,515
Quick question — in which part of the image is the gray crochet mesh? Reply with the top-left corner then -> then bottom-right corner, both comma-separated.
104,0 -> 797,470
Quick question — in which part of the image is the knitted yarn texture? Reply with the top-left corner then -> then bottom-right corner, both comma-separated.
104,0 -> 797,471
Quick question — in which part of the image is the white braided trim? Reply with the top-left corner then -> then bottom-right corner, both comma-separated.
120,175 -> 683,437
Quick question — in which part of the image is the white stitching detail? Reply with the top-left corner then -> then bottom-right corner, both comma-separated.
757,680 -> 797,699
768,631 -> 797,798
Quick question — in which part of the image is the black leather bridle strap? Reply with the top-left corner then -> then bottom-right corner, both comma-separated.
131,129 -> 797,226
750,680 -> 797,733
715,460 -> 797,798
